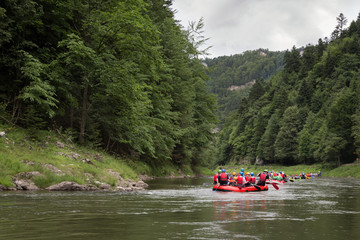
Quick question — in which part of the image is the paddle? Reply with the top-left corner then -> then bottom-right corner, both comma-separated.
252,184 -> 261,190
271,182 -> 279,190
214,183 -> 220,191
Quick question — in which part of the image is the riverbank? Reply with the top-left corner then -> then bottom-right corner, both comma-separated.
0,124 -> 203,191
214,163 -> 360,178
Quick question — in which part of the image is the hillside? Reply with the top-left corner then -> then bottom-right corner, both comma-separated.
0,1 -> 218,174
204,49 -> 284,125
0,123 -> 205,190
217,13 -> 360,166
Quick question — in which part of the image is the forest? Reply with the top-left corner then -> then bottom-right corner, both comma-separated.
0,0 -> 218,170
216,13 -> 360,167
2,1 -> 360,172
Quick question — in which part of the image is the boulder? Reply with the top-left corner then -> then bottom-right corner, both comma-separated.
22,160 -> 36,166
107,169 -> 124,182
17,171 -> 42,179
14,179 -> 39,190
93,153 -> 104,162
0,131 -> 5,137
135,180 -> 148,189
0,185 -> 7,191
42,163 -> 64,175
55,141 -> 65,148
46,181 -> 89,191
81,158 -> 93,165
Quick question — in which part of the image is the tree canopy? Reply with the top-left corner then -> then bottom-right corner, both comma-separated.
0,0 -> 218,169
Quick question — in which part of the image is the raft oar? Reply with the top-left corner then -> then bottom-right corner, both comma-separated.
271,182 -> 279,190
214,183 -> 220,191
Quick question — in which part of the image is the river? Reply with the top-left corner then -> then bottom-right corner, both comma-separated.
0,177 -> 360,239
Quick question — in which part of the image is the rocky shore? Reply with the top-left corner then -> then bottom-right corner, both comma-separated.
0,169 -> 149,192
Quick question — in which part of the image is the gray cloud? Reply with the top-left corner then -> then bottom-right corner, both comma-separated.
172,0 -> 360,57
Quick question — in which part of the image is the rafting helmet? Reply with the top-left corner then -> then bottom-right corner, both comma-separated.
280,171 -> 282,174
232,172 -> 236,176
250,172 -> 254,176
241,168 -> 244,172
246,172 -> 250,175
218,170 -> 222,173
222,169 -> 226,172
264,169 -> 268,172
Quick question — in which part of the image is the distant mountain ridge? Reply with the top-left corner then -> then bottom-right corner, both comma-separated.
203,49 -> 285,125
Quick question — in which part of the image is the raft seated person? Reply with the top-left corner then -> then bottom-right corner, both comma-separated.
244,172 -> 252,186
250,172 -> 256,184
218,169 -> 229,186
257,169 -> 269,186
213,170 -> 221,184
236,172 -> 245,187
229,172 -> 237,185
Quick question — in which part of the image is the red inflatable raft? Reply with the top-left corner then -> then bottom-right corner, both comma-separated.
213,184 -> 268,192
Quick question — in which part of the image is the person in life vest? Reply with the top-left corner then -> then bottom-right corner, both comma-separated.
230,176 -> 238,186
229,172 -> 236,184
282,171 -> 287,182
272,172 -> 278,179
294,174 -> 300,179
244,172 -> 252,186
257,169 -> 269,186
218,169 -> 229,185
236,171 -> 245,187
214,170 -> 221,184
250,172 -> 256,184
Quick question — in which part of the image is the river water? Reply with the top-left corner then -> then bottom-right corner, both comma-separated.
0,177 -> 360,239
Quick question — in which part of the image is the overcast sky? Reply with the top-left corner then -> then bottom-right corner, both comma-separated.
172,0 -> 360,58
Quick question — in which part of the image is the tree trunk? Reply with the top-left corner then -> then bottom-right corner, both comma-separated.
70,105 -> 74,129
79,73 -> 88,144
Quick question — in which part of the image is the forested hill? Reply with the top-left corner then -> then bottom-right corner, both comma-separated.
218,13 -> 360,167
203,49 -> 284,125
0,1 -> 218,169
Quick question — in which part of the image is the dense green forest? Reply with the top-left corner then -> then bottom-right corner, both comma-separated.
0,0 -> 218,170
216,13 -> 360,166
204,49 -> 284,126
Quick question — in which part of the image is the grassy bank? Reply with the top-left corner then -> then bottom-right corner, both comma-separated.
213,163 -> 360,178
0,124 -> 198,188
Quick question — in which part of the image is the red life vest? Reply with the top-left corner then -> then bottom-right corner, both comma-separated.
213,174 -> 218,182
280,173 -> 284,178
259,173 -> 266,182
237,176 -> 243,184
251,177 -> 256,184
219,173 -> 227,182
245,176 -> 251,182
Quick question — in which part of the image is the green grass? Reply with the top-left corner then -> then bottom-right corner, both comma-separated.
0,122 -> 210,188
323,163 -> 360,178
0,123 -> 141,188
